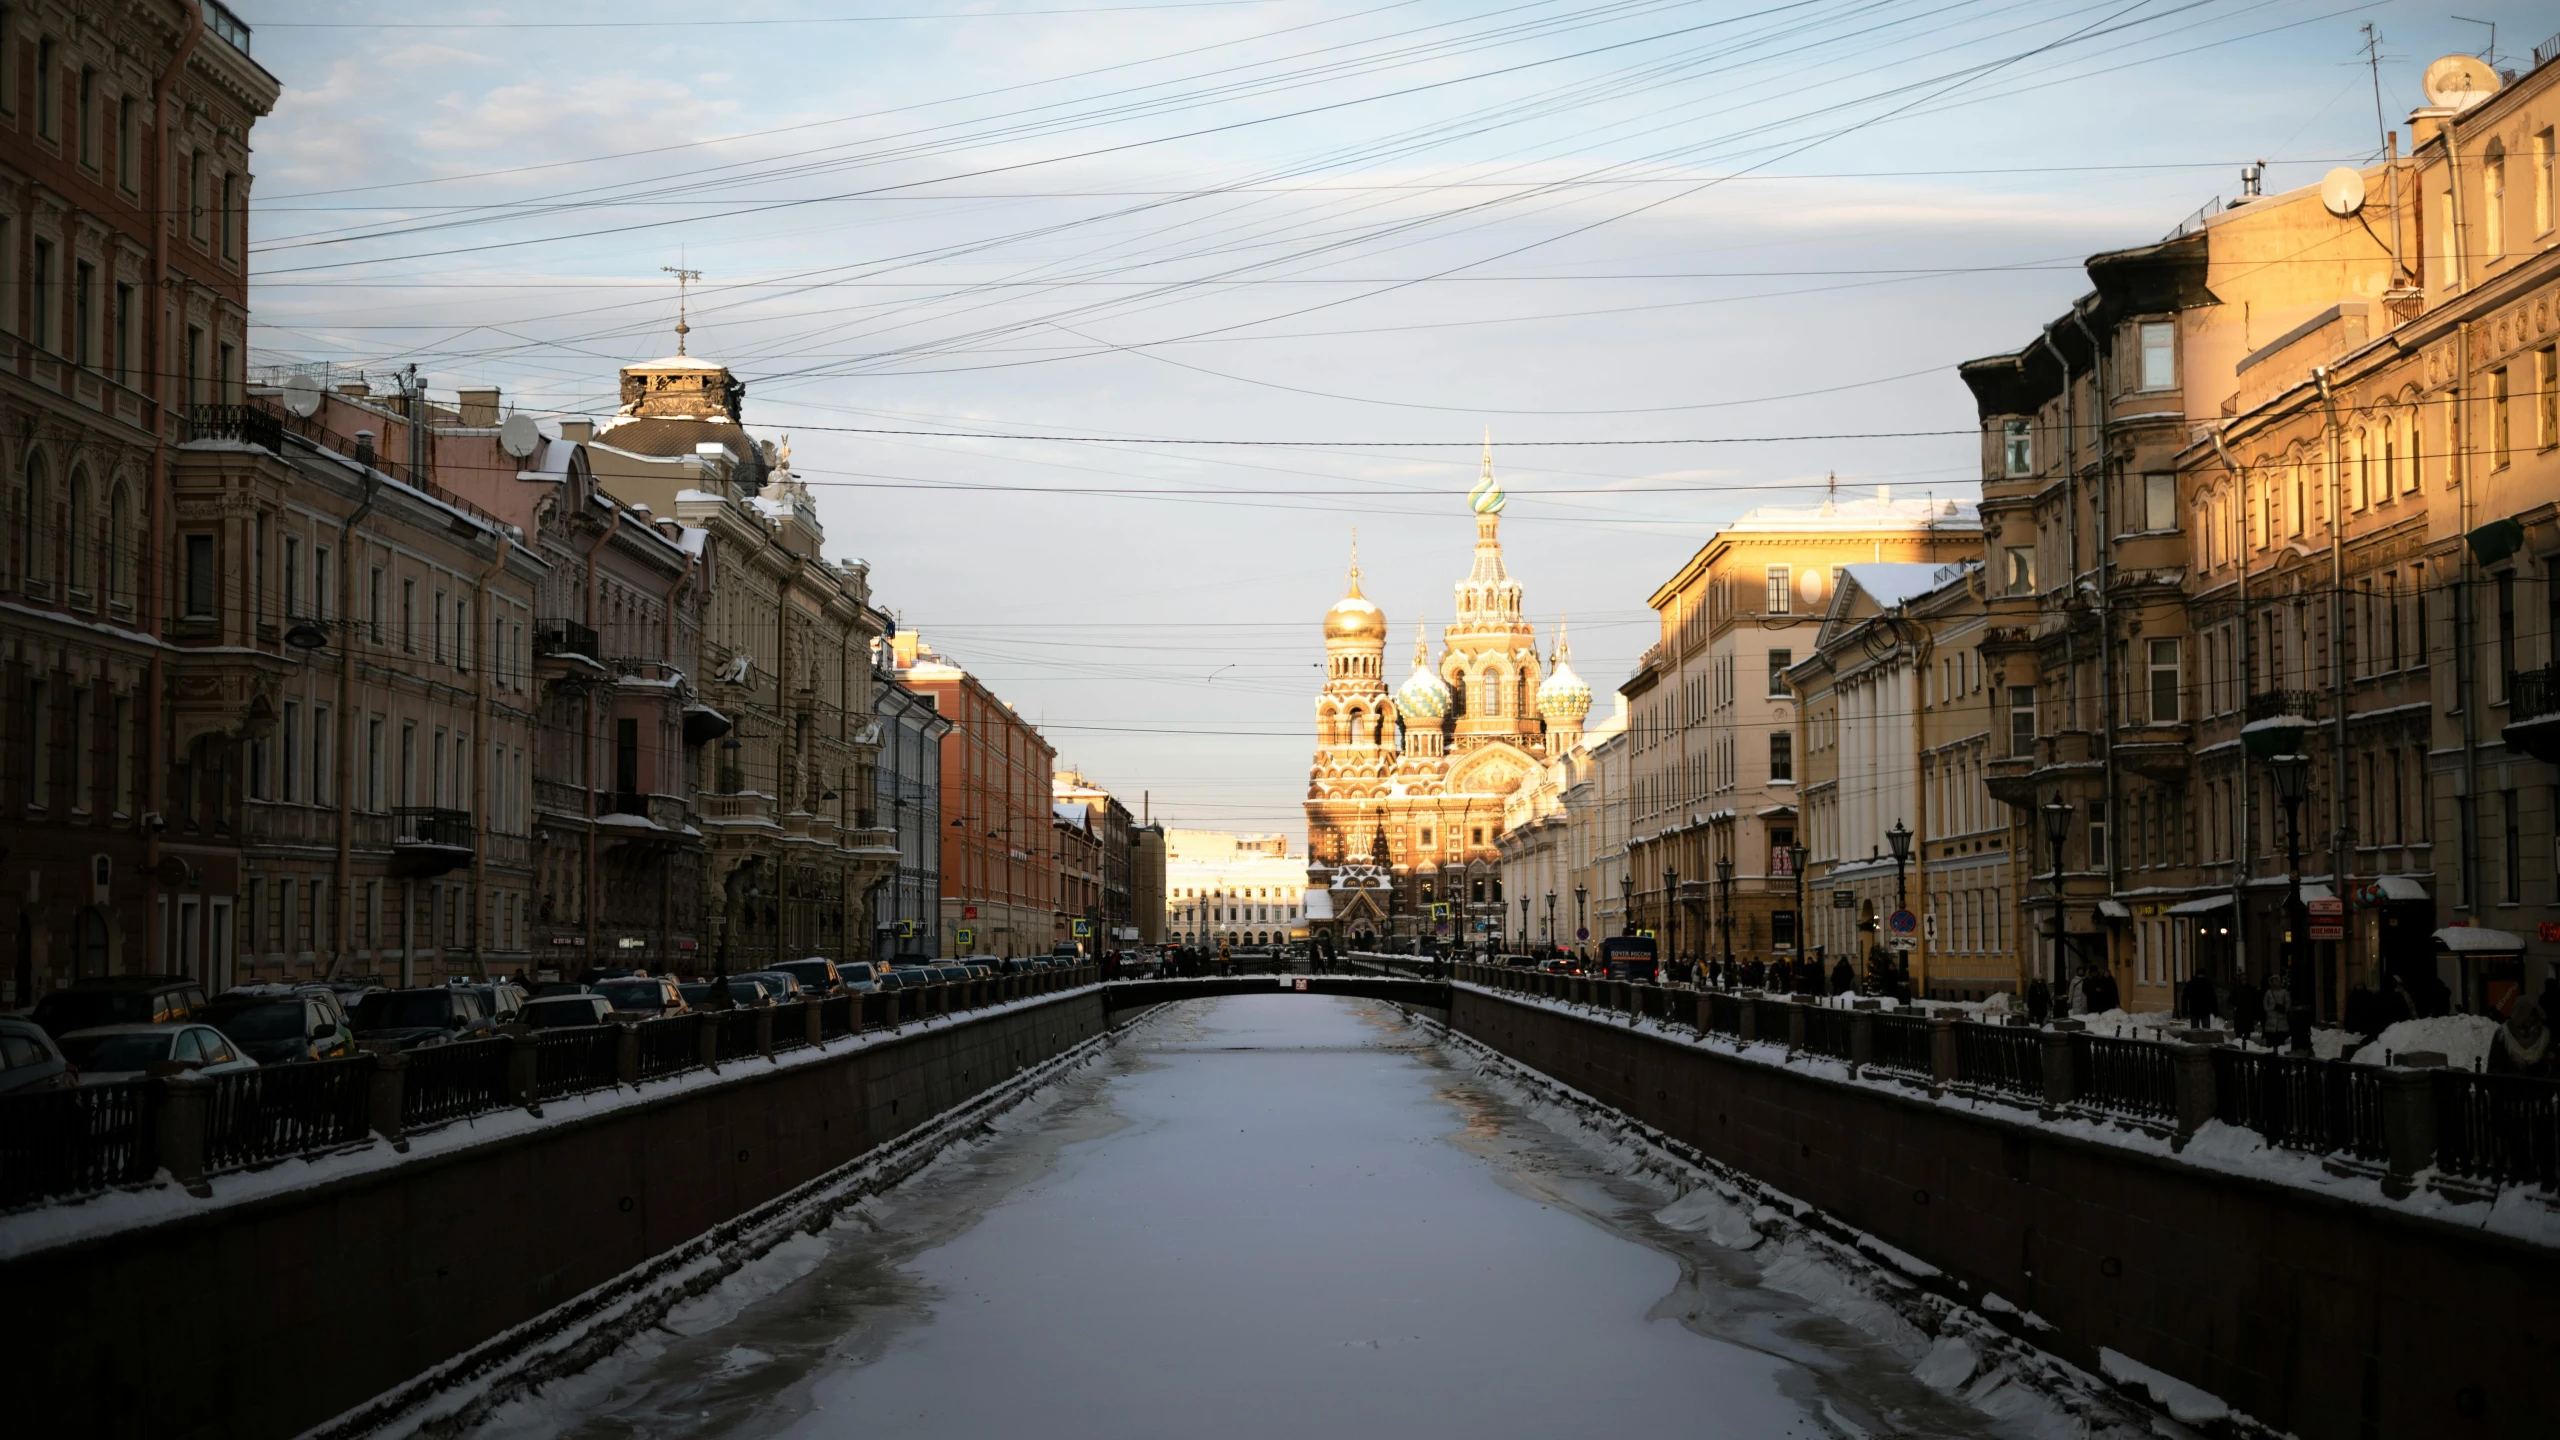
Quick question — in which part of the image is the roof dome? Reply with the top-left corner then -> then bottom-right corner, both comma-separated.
1395,626 -> 1451,720
1324,537 -> 1386,642
1538,620 -> 1592,722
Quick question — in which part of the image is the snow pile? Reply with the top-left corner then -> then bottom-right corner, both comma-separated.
2351,1014 -> 2501,1069
2100,1347 -> 2232,1425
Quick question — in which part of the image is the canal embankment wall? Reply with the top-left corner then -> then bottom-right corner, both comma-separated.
0,989 -> 1112,1440
1437,983 -> 2558,1440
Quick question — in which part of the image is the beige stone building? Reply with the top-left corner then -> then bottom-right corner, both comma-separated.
584,349 -> 897,977
1164,830 -> 1307,946
1496,691 -> 1625,952
1623,495 -> 1977,973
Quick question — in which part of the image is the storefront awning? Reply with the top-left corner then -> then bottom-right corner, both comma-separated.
2096,900 -> 2132,919
2373,875 -> 2430,901
2166,894 -> 2234,915
2434,925 -> 2528,955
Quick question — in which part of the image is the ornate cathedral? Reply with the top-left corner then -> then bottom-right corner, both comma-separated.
1304,445 -> 1590,945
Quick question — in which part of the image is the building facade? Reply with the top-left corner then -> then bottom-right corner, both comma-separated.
891,630 -> 1057,960
1164,830 -> 1307,947
2,1 -> 276,1002
873,659 -> 950,964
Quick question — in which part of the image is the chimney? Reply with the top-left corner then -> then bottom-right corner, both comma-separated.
457,387 -> 501,427
354,430 -> 377,471
558,418 -> 594,442
892,630 -> 922,668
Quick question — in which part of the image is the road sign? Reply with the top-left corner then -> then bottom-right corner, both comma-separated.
1575,926 -> 1589,940
1889,908 -> 1917,934
1885,934 -> 1917,952
1832,889 -> 1854,909
956,927 -> 974,946
1073,918 -> 1092,937
1432,902 -> 1451,919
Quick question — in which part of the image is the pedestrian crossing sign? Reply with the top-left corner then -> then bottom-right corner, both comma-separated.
1432,902 -> 1452,919
957,927 -> 974,946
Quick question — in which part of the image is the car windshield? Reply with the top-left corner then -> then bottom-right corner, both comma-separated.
57,1031 -> 174,1071
593,980 -> 664,1010
200,1002 -> 306,1042
355,992 -> 454,1030
775,963 -> 831,985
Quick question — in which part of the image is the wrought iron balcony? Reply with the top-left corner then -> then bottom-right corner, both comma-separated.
185,404 -> 283,453
2504,667 -> 2560,764
535,620 -> 600,660
2244,689 -> 2319,722
391,807 -> 474,877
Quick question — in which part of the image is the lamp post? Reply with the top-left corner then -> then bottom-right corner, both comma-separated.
1544,890 -> 1556,952
1573,883 -> 1586,958
1519,895 -> 1530,957
2267,752 -> 2313,1054
1784,841 -> 1807,993
1716,855 -> 1735,982
1886,818 -> 1914,996
1663,867 -> 1680,978
1619,872 -> 1634,938
2040,797 -> 2073,992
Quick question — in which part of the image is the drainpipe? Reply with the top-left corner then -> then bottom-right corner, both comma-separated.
2040,327 -> 2079,977
326,456 -> 381,978
2212,429 -> 2254,986
2456,320 -> 2479,914
2314,368 -> 2354,1001
659,545 -> 696,966
579,506 -> 621,968
143,1 -> 205,972
470,535 -> 513,979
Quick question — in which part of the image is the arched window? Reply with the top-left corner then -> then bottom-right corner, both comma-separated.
65,470 -> 89,594
106,482 -> 130,604
1480,668 -> 1502,716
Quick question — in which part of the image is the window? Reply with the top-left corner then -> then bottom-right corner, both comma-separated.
2540,346 -> 2560,453
183,534 -> 215,618
281,701 -> 301,804
70,686 -> 91,814
369,567 -> 384,644
455,599 -> 471,671
1769,732 -> 1793,783
2441,190 -> 2459,288
2138,321 -> 2175,391
113,694 -> 132,815
313,705 -> 332,806
400,579 -> 416,652
313,548 -> 331,623
34,36 -> 53,138
220,174 -> 239,261
2087,800 -> 2108,869
2492,366 -> 2511,469
185,324 -> 202,406
24,680 -> 49,807
116,97 -> 134,190
2004,545 -> 2035,596
75,66 -> 92,166
187,151 -> 204,240
2003,419 -> 2032,476
2142,472 -> 2175,532
2008,685 -> 2035,758
112,283 -> 131,386
366,719 -> 383,811
64,470 -> 87,596
2288,461 -> 2305,536
2484,141 -> 2507,260
2497,571 -> 2516,696
2147,639 -> 2181,724
1764,566 -> 1791,615
282,535 -> 301,619
1767,649 -> 1792,696
2404,406 -> 2422,492
71,260 -> 91,366
29,237 -> 51,351
434,588 -> 447,662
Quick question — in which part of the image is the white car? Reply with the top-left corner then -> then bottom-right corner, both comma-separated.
55,1024 -> 261,1086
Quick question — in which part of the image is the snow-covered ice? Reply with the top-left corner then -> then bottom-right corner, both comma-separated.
472,995 -> 2097,1439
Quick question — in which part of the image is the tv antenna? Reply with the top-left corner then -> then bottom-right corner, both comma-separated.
661,264 -> 703,355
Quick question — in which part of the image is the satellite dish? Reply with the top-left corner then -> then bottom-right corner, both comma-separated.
281,373 -> 323,418
2319,167 -> 2366,219
498,412 -> 542,459
2422,54 -> 2501,111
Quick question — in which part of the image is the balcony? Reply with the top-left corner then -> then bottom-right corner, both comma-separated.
391,807 -> 474,877
2504,667 -> 2560,764
2242,690 -> 2319,759
2114,721 -> 2193,780
2244,689 -> 2319,722
1984,753 -> 2041,809
185,404 -> 284,454
536,620 -> 601,661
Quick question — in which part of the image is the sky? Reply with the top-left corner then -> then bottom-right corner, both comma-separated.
236,0 -> 2557,840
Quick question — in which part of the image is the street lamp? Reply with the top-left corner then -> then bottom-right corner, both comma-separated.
1544,890 -> 1556,951
2040,797 -> 2073,992
1519,895 -> 1530,956
1715,855 -> 1735,983
1885,818 -> 1914,997
1664,867 -> 1680,978
2267,752 -> 2313,1054
1620,872 -> 1634,937
1573,883 -> 1586,954
1784,841 -> 1807,993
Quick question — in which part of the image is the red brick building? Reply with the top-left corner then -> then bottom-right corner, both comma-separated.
891,631 -> 1056,958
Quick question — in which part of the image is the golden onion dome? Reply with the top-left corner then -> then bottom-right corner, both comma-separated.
1324,537 -> 1386,642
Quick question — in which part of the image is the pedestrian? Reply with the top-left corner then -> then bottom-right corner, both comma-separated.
2066,967 -> 2089,1017
2261,974 -> 2294,1049
2226,975 -> 2261,1041
2182,970 -> 2217,1027
2487,1000 -> 2552,1077
2026,976 -> 2052,1023
1829,956 -> 1854,997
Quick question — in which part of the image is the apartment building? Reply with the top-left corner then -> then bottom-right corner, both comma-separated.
874,661 -> 951,964
1,2 -> 275,999
891,630 -> 1058,960
1622,495 -> 1977,972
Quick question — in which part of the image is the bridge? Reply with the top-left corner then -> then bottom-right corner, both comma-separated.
1,964 -> 2553,1440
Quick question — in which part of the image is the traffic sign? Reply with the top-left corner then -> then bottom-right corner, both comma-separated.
1885,934 -> 1917,952
1888,908 -> 1917,934
1575,926 -> 1589,940
1073,918 -> 1092,937
1432,902 -> 1451,919
1832,889 -> 1855,909
957,926 -> 974,946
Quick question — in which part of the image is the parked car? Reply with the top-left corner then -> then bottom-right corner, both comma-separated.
678,978 -> 772,1009
590,976 -> 689,1022
737,971 -> 805,1001
532,980 -> 593,999
351,988 -> 496,1049
0,1017 -> 76,1094
767,958 -> 847,998
29,976 -> 209,1037
464,982 -> 528,1025
197,994 -> 355,1066
522,994 -> 614,1030
57,1024 -> 259,1085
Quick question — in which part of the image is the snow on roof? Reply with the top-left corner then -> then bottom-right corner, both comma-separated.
1729,492 -> 1980,533
2434,925 -> 2528,954
1303,889 -> 1336,920
1838,562 -> 1953,609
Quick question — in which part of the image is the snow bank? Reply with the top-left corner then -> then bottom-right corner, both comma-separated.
2351,1014 -> 2501,1069
2100,1346 -> 2232,1424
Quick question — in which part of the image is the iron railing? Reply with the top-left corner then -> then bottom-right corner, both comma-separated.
401,1039 -> 513,1130
185,403 -> 283,452
203,1059 -> 372,1172
535,620 -> 600,660
635,1014 -> 704,1080
2508,665 -> 2560,723
0,1082 -> 155,1210
815,996 -> 853,1042
392,807 -> 474,849
1706,992 -> 1743,1037
714,1008 -> 763,1063
2434,1069 -> 2560,1192
534,1027 -> 621,1099
1866,1013 -> 1935,1081
2212,1050 -> 2384,1161
2244,689 -> 2319,722
1798,1005 -> 1853,1061
2069,1032 -> 2179,1126
1953,1023 -> 2044,1099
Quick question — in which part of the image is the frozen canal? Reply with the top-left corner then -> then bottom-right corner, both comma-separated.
483,995 -> 2018,1439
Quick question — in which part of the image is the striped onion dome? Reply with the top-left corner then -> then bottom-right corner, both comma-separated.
1395,626 -> 1451,720
1538,621 -> 1592,722
1468,433 -> 1507,515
